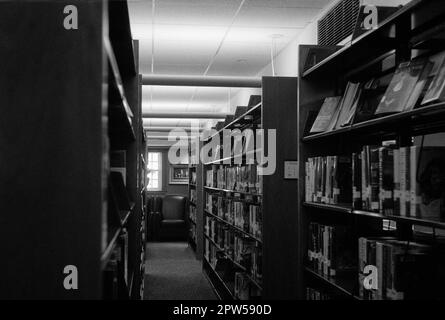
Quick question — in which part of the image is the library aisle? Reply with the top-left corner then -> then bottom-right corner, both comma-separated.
4,0 -> 445,306
144,242 -> 216,300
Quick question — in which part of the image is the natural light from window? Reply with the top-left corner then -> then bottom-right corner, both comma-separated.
147,152 -> 162,191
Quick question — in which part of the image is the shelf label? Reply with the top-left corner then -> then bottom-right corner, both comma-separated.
284,161 -> 299,179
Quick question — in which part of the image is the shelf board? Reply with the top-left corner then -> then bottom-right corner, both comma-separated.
205,210 -> 262,243
120,210 -> 131,226
203,256 -> 235,299
106,38 -> 136,147
305,267 -> 357,298
303,202 -> 352,214
207,102 -> 262,140
386,215 -> 445,229
351,209 -> 445,228
204,233 -> 263,290
302,0 -> 429,79
204,186 -> 262,197
302,102 -> 445,142
101,228 -> 121,269
204,149 -> 263,165
108,0 -> 136,79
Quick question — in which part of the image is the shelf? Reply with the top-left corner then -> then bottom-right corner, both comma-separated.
120,209 -> 131,226
302,102 -> 445,142
106,38 -> 136,147
385,215 -> 445,229
302,0 -> 441,79
207,102 -> 262,140
351,209 -> 445,229
305,267 -> 357,299
101,228 -> 122,269
108,0 -> 136,79
203,256 -> 235,300
204,233 -> 263,290
303,202 -> 352,214
304,203 -> 444,226
205,210 -> 262,243
204,186 -> 262,197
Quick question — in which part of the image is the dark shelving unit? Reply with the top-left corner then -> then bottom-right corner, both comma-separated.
0,0 -> 146,299
201,77 -> 298,300
297,0 -> 445,300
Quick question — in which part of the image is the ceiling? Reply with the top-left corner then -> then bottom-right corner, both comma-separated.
128,0 -> 334,132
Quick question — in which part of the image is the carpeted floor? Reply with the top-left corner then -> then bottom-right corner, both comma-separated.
143,242 -> 217,300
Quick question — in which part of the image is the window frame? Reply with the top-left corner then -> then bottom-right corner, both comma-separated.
147,151 -> 163,192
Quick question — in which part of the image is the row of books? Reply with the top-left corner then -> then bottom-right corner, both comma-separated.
306,287 -> 332,300
206,193 -> 262,239
205,216 -> 262,282
190,189 -> 197,204
305,143 -> 445,220
305,156 -> 352,205
358,237 -> 441,300
204,239 -> 261,300
205,164 -> 262,194
235,272 -> 261,300
307,223 -> 356,277
354,144 -> 445,219
310,51 -> 445,134
103,230 -> 128,299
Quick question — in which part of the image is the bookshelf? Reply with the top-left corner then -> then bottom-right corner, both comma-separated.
0,0 -> 145,299
201,77 -> 298,300
298,0 -> 445,300
188,139 -> 205,259
188,164 -> 198,252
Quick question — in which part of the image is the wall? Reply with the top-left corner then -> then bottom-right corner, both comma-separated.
147,147 -> 189,198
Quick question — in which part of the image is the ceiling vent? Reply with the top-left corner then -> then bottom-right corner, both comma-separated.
318,0 -> 360,46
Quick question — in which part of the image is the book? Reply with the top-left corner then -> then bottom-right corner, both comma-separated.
305,155 -> 352,205
334,82 -> 361,129
358,237 -> 434,300
310,96 -> 342,133
352,74 -> 394,124
375,60 -> 428,115
422,51 -> 445,105
404,59 -> 433,111
370,147 -> 380,212
410,146 -> 445,220
308,223 -> 356,278
352,152 -> 362,210
379,146 -> 395,215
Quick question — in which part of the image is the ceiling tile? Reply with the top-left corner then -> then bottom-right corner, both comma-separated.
234,6 -> 319,28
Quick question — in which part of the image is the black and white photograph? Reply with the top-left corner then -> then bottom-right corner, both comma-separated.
2,0 -> 445,309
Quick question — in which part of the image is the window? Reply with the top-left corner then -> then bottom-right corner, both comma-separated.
147,152 -> 162,191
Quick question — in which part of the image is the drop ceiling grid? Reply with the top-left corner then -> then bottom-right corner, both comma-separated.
129,0 -> 334,128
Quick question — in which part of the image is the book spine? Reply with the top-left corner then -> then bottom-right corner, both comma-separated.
399,147 -> 407,217
361,149 -> 367,210
358,237 -> 367,299
376,242 -> 384,300
352,152 -> 362,210
405,147 -> 411,217
410,146 -> 421,218
380,147 -> 395,216
370,148 -> 380,212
